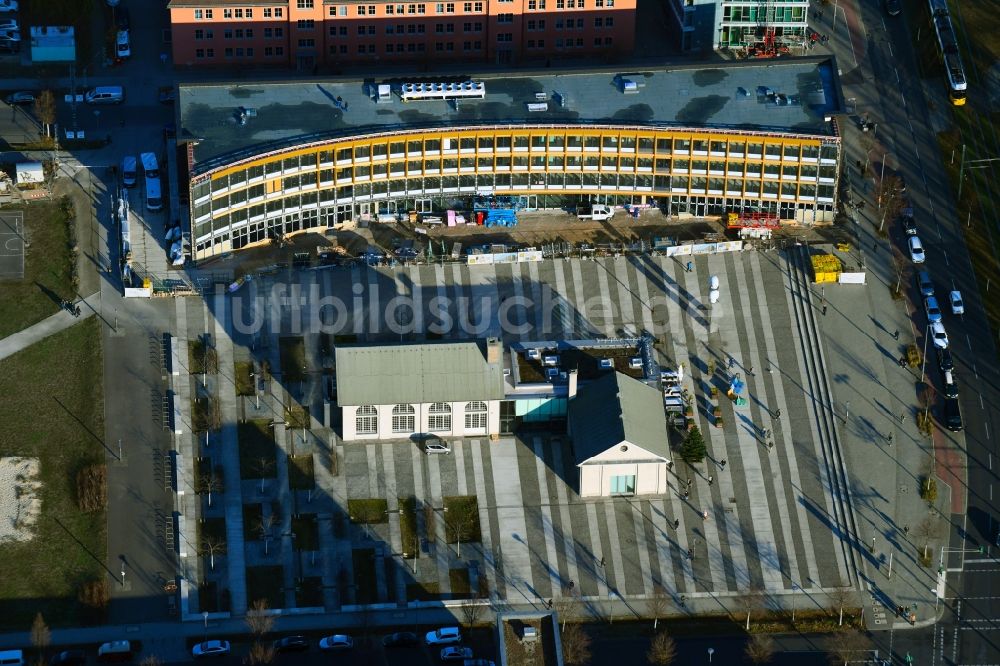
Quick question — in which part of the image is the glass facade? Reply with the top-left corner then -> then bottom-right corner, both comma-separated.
190,124 -> 840,259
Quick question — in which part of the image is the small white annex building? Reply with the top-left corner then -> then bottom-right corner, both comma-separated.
568,371 -> 671,497
336,339 -> 505,441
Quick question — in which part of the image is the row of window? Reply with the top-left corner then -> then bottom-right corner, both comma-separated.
190,1 -> 617,21
721,6 -> 807,23
195,46 -> 287,58
193,7 -> 285,20
205,139 -> 831,185
196,173 -> 836,226
355,402 -> 488,435
194,28 -> 287,40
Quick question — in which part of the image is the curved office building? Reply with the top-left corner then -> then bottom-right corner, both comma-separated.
178,58 -> 845,260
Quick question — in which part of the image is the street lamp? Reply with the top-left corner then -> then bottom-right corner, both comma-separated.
202,611 -> 209,640
707,647 -> 714,663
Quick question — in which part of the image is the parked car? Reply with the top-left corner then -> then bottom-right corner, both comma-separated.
115,6 -> 130,30
425,627 -> 462,646
0,0 -> 19,13
930,321 -> 949,349
902,215 -> 917,236
382,632 -> 419,648
943,396 -> 963,432
273,636 -> 309,653
885,0 -> 901,15
5,91 -> 33,105
924,296 -> 942,323
0,18 -> 17,30
116,29 -> 130,59
318,635 -> 353,650
192,640 -> 231,659
158,86 -> 176,104
49,650 -> 87,666
0,27 -> 19,41
949,290 -> 964,315
424,439 -> 451,455
908,236 -> 926,263
462,660 -> 496,666
916,271 -> 934,298
936,347 -> 954,373
441,647 -> 474,661
943,371 -> 959,398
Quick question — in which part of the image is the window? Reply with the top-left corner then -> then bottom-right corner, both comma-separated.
576,37 -> 583,46
465,402 -> 488,430
567,0 -> 574,7
358,25 -> 367,34
498,13 -> 513,22
205,9 -> 213,18
606,16 -> 614,26
235,47 -> 244,56
536,38 -> 543,46
528,0 -> 535,7
576,18 -> 583,27
223,8 -> 232,18
474,1 -> 482,8
225,47 -> 234,57
265,46 -> 273,56
358,44 -> 367,53
224,28 -> 233,39
265,27 -> 273,37
275,7 -> 283,15
234,8 -> 243,17
356,406 -> 378,435
195,29 -> 204,39
196,48 -> 205,58
497,32 -> 512,41
298,38 -> 315,46
436,2 -> 444,11
604,36 -> 612,44
610,474 -> 636,495
297,0 -> 314,7
246,47 -> 254,56
428,403 -> 452,431
555,19 -> 562,28
526,39 -> 534,47
246,8 -> 253,17
392,404 -> 415,433
386,4 -> 394,12
594,37 -> 601,45
297,19 -> 315,28
594,17 -> 601,26
446,2 -> 454,11
275,27 -> 283,36
275,46 -> 283,54
358,4 -> 368,13
207,47 -> 215,56
264,7 -> 272,17
194,9 -> 202,19
234,28 -> 243,38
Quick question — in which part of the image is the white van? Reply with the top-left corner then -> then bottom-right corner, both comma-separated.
122,155 -> 137,187
140,152 -> 159,179
97,641 -> 133,662
85,86 -> 124,104
0,650 -> 24,666
145,173 -> 163,211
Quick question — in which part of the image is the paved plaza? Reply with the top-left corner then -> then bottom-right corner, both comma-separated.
169,247 -> 863,616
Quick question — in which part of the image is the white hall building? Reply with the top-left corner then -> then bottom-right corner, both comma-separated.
336,339 -> 505,441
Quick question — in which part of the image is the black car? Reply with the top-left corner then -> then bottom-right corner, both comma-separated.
943,378 -> 959,398
273,636 -> 309,653
50,650 -> 87,666
382,632 -> 419,648
937,347 -> 954,373
885,0 -> 901,15
943,397 -> 963,432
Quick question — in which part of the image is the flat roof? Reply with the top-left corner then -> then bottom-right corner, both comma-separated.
334,340 -> 505,406
178,56 -> 844,175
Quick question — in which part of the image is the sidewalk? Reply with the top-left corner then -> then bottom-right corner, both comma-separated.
0,291 -> 102,361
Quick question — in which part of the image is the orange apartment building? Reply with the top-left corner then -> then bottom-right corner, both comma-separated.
167,0 -> 635,69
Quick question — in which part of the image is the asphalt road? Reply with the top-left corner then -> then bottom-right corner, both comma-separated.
856,0 -> 1000,664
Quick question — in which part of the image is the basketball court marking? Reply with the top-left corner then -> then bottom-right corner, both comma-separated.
0,212 -> 25,280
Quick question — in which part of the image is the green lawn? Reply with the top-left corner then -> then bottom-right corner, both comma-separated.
288,454 -> 314,491
352,549 -> 378,605
348,499 -> 389,524
279,337 -> 306,382
406,582 -> 442,601
449,568 -> 472,598
443,496 -> 482,544
237,420 -> 277,479
399,497 -> 418,558
0,319 -> 106,629
246,566 -> 284,609
0,200 -> 77,338
234,361 -> 255,396
291,514 -> 319,551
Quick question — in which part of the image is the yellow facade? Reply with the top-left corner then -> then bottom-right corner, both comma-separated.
190,124 -> 841,259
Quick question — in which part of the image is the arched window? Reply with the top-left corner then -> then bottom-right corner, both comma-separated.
392,404 -> 416,433
356,405 -> 378,435
465,401 -> 488,430
428,402 -> 452,432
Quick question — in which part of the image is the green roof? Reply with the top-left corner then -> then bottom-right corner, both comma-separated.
335,341 -> 504,406
569,371 -> 670,463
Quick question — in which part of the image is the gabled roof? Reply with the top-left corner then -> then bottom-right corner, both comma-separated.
335,340 -> 504,406
568,371 -> 669,464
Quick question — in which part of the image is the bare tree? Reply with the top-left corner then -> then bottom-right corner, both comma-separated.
35,91 -> 56,138
553,591 -> 580,631
245,598 -> 275,637
247,641 -> 276,665
258,511 -> 279,556
915,514 -> 938,561
560,623 -> 592,666
30,613 -> 50,666
745,635 -> 776,665
828,587 -> 854,627
647,631 -> 677,666
461,600 -> 485,628
256,456 -> 276,494
198,465 -> 224,508
649,585 -> 669,630
890,246 -> 909,298
200,534 -> 227,571
736,589 -> 766,631
443,499 -> 480,557
826,630 -> 870,666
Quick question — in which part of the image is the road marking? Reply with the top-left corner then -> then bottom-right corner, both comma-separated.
888,40 -> 894,57
986,421 -> 990,440
973,363 -> 979,379
895,68 -> 900,83
981,393 -> 985,410
967,333 -> 972,350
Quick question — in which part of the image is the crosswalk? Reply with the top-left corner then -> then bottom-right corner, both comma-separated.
175,249 -> 856,608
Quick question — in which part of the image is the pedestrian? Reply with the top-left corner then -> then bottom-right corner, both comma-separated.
719,459 -> 727,469
903,525 -> 909,535
893,329 -> 900,340
887,432 -> 894,445
898,356 -> 907,368
708,475 -> 714,486
900,412 -> 906,424
673,519 -> 680,529
599,556 -> 605,567
702,510 -> 709,521
683,490 -> 690,500
687,478 -> 693,488
686,548 -> 693,560
822,305 -> 828,316
568,579 -> 575,589
767,440 -> 774,450
774,408 -> 781,418
729,356 -> 736,369
160,52 -> 168,65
